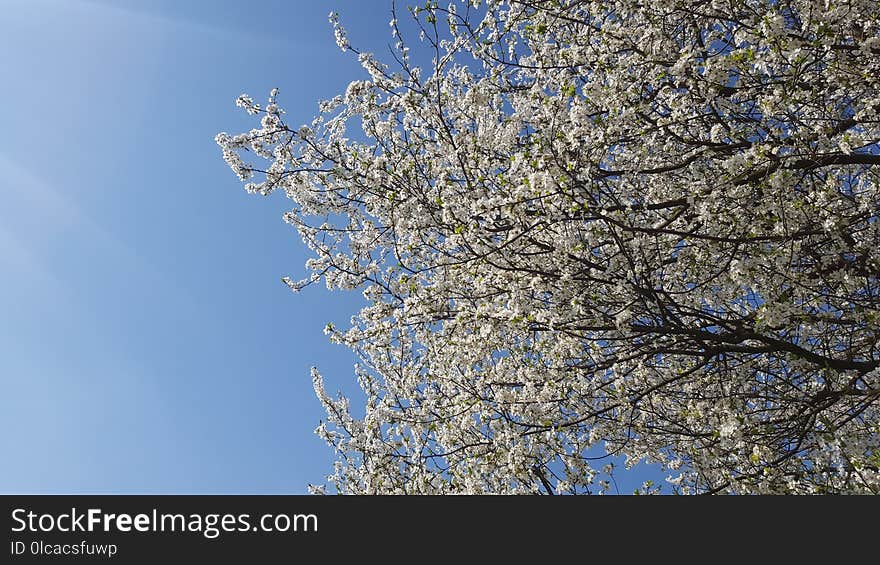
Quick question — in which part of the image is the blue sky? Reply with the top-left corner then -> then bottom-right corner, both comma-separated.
0,0 -> 394,493
1,0 -> 663,494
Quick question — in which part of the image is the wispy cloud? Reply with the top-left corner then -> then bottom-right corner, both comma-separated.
25,0 -> 303,46
0,152 -> 195,316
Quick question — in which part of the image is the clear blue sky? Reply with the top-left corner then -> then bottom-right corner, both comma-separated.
0,0 -> 395,493
1,0 -> 662,494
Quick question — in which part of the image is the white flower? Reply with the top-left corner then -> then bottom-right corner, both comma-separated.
719,418 -> 738,439
329,12 -> 350,52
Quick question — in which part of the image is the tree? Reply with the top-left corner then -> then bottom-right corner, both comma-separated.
217,0 -> 880,494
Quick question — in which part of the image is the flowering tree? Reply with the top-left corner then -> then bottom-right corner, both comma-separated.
218,0 -> 880,494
